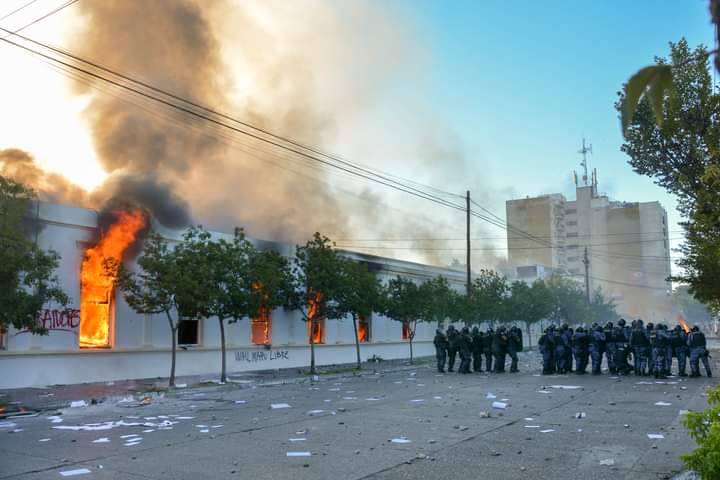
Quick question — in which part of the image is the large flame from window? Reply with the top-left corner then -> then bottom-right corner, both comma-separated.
79,209 -> 146,348
307,291 -> 324,344
251,282 -> 271,345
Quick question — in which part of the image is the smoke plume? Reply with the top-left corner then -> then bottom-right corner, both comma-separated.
4,0 -> 505,270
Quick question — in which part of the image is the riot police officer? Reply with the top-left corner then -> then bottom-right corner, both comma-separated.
673,325 -> 689,377
433,328 -> 449,373
446,325 -> 459,372
688,326 -> 712,378
458,327 -> 472,374
630,319 -> 650,376
538,326 -> 555,375
483,327 -> 494,373
471,327 -> 484,372
590,323 -> 605,375
508,326 -> 523,373
572,326 -> 590,374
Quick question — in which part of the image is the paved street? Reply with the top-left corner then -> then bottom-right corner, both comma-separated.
1,350 -> 718,480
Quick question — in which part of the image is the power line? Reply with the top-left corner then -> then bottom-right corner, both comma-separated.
0,0 -> 41,22
1,0 -> 79,38
333,230 -> 684,241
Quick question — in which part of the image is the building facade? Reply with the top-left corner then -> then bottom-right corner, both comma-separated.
0,202 -> 466,389
506,178 -> 672,321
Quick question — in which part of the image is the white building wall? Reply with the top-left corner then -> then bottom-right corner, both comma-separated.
0,202 -> 457,388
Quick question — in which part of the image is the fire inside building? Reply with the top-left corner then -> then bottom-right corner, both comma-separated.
0,202 -> 466,389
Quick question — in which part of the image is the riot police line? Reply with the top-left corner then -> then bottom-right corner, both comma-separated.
433,325 -> 524,374
432,320 -> 712,378
537,319 -> 712,378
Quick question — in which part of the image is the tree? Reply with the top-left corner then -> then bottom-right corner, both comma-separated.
335,258 -> 382,369
507,279 -> 552,344
468,269 -> 509,326
0,176 -> 68,334
418,276 -> 456,327
682,384 -> 720,478
673,284 -> 715,323
292,233 -> 345,375
382,275 -> 423,364
587,288 -> 619,325
618,40 -> 720,309
118,232 -> 185,387
545,274 -> 588,325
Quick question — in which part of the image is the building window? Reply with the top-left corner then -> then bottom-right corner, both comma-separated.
565,208 -> 577,214
567,256 -> 579,262
251,306 -> 272,345
0,326 -> 6,350
402,321 -> 413,340
178,319 -> 200,346
566,220 -> 577,226
567,232 -> 578,238
566,244 -> 578,249
358,314 -> 370,343
308,318 -> 325,344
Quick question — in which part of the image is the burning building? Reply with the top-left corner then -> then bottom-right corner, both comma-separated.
0,201 -> 467,389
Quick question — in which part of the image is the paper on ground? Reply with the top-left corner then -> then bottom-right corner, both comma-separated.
599,459 -> 615,466
176,416 -> 195,419
92,438 -> 110,443
39,438 -> 51,442
287,452 -> 311,457
200,429 -> 209,433
524,418 -> 534,421
537,391 -> 551,394
492,402 -> 507,409
485,393 -> 497,399
49,416 -> 63,424
0,421 -> 17,429
549,385 -> 581,390
410,399 -> 424,403
271,403 -> 291,409
307,410 -> 324,415
234,400 -> 246,404
59,468 -> 91,477
433,396 -> 443,400
654,402 -> 672,406
391,438 -> 411,444
120,434 -> 139,439
540,429 -> 555,433
365,398 -> 381,401
289,438 -> 306,442
524,425 -> 540,428
70,401 -> 88,408
342,397 -> 357,400
647,434 -> 664,439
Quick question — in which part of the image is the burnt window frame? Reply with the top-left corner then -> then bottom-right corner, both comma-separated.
251,306 -> 272,346
177,318 -> 201,346
357,314 -> 371,343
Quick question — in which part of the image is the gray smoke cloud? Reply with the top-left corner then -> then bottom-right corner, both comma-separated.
3,0 -> 507,270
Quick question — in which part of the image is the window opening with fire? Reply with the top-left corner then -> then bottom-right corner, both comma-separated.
79,210 -> 146,349
307,291 -> 325,344
251,305 -> 271,345
0,326 -> 7,350
358,314 -> 370,343
402,321 -> 413,340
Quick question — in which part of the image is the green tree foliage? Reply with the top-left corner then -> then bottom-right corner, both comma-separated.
507,280 -> 552,344
382,275 -> 423,363
673,284 -> 715,323
588,288 -> 619,325
418,276 -> 456,327
618,39 -> 720,309
0,176 -> 68,334
118,232 -> 186,387
292,233 -> 345,375
335,258 -> 383,369
468,269 -> 509,325
682,384 -> 720,478
545,274 -> 590,324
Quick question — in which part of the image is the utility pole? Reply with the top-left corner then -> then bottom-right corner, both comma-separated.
583,247 -> 591,303
466,190 -> 471,295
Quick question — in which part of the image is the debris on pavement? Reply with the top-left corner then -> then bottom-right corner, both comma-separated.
492,401 -> 507,409
59,468 -> 92,477
391,437 -> 411,444
286,452 -> 311,457
599,459 -> 615,466
647,434 -> 665,439
271,403 -> 291,409
70,401 -> 88,408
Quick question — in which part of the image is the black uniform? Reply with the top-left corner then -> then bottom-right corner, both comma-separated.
492,328 -> 508,373
433,329 -> 449,373
446,326 -> 459,372
539,328 -> 556,374
471,327 -> 484,372
688,327 -> 712,377
458,327 -> 473,374
508,326 -> 522,373
629,324 -> 650,376
572,328 -> 590,374
483,328 -> 494,373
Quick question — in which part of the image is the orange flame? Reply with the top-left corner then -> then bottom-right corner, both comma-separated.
250,282 -> 272,345
358,315 -> 368,343
79,210 -> 146,348
307,291 -> 324,344
677,314 -> 690,334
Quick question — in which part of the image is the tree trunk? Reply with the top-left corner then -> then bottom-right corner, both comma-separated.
352,314 -> 361,370
166,313 -> 177,388
525,322 -> 532,349
309,318 -> 316,375
219,318 -> 227,384
409,320 -> 416,364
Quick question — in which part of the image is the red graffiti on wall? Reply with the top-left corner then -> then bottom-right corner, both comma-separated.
13,308 -> 81,336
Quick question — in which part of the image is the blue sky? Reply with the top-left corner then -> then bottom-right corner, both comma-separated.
390,0 -> 713,237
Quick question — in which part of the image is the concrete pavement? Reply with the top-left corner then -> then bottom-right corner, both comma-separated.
1,350 -> 718,479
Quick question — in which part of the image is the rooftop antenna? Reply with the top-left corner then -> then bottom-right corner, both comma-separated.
578,138 -> 592,186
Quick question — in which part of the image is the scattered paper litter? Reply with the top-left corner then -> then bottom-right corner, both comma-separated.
524,425 -> 540,428
654,402 -> 672,406
271,403 -> 291,410
433,396 -> 443,400
524,418 -> 534,421
120,434 -> 139,439
39,438 -> 51,442
234,400 -> 246,404
124,441 -> 142,447
59,468 -> 91,477
92,438 -> 110,444
485,393 -> 497,399
48,416 -> 63,424
537,391 -> 551,394
176,416 -> 195,420
365,397 -> 381,401
540,429 -> 555,433
492,401 -> 507,409
11,428 -> 24,433
549,385 -> 581,390
342,397 -> 357,400
391,437 -> 411,444
70,400 -> 88,408
287,452 -> 311,457
195,425 -> 208,428
175,383 -> 187,388
53,420 -> 174,432
289,438 -> 306,442
574,412 -> 587,419
647,434 -> 664,439
143,429 -> 154,433
0,421 -> 17,429
211,425 -> 223,428
307,410 -> 325,416
599,459 -> 615,466
199,429 -> 209,433
328,388 -> 340,392
410,399 -> 424,403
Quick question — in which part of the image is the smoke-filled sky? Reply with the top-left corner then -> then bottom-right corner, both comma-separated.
0,0 -> 713,274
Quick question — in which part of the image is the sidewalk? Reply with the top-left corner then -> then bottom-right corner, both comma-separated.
0,356 -> 434,415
